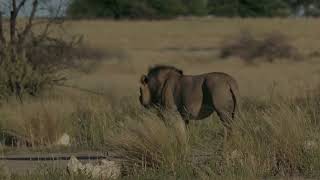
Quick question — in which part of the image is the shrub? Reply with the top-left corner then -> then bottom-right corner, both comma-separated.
105,111 -> 189,174
26,35 -> 122,74
220,31 -> 301,63
0,48 -> 64,100
0,0 -> 105,101
0,34 -> 112,100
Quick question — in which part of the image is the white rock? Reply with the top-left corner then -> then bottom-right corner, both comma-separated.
67,156 -> 121,179
67,156 -> 84,174
55,133 -> 71,146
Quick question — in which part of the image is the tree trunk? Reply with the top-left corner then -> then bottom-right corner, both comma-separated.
0,10 -> 5,60
0,11 -> 5,44
10,0 -> 17,45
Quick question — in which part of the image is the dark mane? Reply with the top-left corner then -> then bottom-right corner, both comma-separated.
148,65 -> 183,76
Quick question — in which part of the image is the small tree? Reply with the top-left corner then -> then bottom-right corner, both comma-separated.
0,0 -> 77,101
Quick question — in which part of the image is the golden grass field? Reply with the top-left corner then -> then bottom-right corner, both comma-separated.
65,18 -> 320,99
1,18 -> 320,179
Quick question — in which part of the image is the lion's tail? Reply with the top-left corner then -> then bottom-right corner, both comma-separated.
228,81 -> 239,119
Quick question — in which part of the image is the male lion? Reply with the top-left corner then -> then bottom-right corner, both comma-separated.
139,65 -> 239,140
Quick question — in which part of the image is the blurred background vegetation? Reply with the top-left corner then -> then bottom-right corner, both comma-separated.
67,0 -> 320,19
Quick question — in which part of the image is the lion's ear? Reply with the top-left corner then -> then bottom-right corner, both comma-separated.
140,75 -> 148,84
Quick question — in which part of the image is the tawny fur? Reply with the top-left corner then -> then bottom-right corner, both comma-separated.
139,65 -> 240,139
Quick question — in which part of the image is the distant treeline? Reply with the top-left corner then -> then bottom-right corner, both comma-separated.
67,0 -> 320,19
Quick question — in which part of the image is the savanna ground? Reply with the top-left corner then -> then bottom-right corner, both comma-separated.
1,18 -> 320,179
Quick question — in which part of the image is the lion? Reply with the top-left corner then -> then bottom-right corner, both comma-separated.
139,65 -> 239,140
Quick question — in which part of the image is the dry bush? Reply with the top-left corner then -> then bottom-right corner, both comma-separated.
220,31 -> 301,63
226,100 -> 320,177
105,110 -> 189,174
0,99 -> 75,146
0,49 -> 65,100
26,35 -> 127,70
0,34 -> 110,100
0,0 -> 120,101
0,36 -> 127,101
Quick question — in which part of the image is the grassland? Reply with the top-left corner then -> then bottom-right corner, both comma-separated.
1,18 -> 320,179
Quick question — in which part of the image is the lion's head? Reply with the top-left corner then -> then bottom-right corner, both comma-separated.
139,74 -> 151,107
139,65 -> 183,108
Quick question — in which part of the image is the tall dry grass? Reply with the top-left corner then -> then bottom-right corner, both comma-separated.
227,102 -> 320,177
105,111 -> 188,173
1,18 -> 320,179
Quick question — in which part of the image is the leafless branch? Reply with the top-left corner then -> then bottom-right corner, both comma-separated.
39,0 -> 65,40
10,0 -> 28,18
10,0 -> 17,43
18,0 -> 38,45
0,0 -> 77,100
12,0 -> 17,13
0,11 -> 5,44
16,0 -> 27,15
